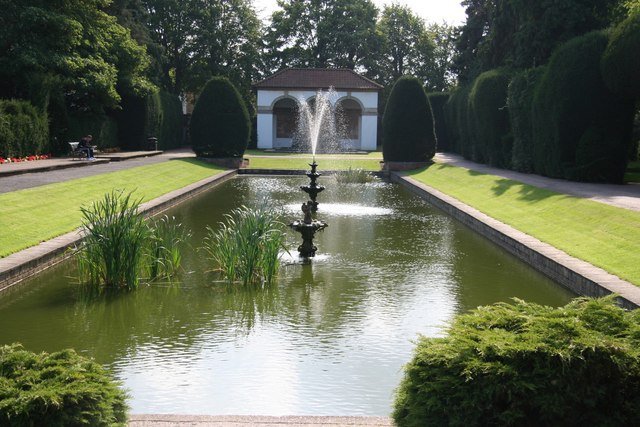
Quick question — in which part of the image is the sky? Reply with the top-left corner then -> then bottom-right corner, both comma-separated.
252,0 -> 467,25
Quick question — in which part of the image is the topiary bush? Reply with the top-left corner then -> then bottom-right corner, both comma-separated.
0,343 -> 128,426
468,68 -> 513,167
158,90 -> 184,150
601,11 -> 640,99
444,85 -> 473,158
394,297 -> 640,426
532,31 -> 635,182
426,92 -> 450,152
507,67 -> 546,173
383,76 -> 435,162
190,77 -> 251,158
0,99 -> 48,158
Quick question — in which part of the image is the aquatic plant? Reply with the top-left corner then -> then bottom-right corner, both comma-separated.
0,343 -> 128,426
76,190 -> 148,291
201,204 -> 286,285
146,215 -> 191,280
334,167 -> 377,184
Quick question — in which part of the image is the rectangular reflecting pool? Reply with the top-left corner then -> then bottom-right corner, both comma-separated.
0,176 -> 574,415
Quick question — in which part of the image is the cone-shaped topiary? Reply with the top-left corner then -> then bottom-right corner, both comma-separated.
383,76 -> 435,162
190,77 -> 250,158
601,11 -> 640,99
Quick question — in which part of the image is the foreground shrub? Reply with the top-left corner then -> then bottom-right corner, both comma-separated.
190,77 -> 250,158
468,68 -> 513,167
394,297 -> 640,426
532,31 -> 635,182
0,99 -> 48,158
426,92 -> 450,152
507,67 -> 545,173
601,11 -> 640,99
383,76 -> 435,162
0,343 -> 127,426
202,204 -> 286,285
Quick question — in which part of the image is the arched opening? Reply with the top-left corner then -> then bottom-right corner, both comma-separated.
272,97 -> 297,147
338,98 -> 362,149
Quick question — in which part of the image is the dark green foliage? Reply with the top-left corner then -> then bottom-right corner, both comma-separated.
158,90 -> 184,150
426,92 -> 450,152
68,112 -> 119,150
190,77 -> 250,158
383,76 -> 435,162
0,99 -> 48,158
468,68 -> 513,167
394,297 -> 640,427
507,67 -> 545,173
116,94 -> 147,150
602,11 -> 640,99
0,343 -> 127,426
444,85 -> 473,157
532,31 -> 635,182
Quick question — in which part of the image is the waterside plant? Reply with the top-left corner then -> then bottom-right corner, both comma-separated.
334,167 -> 377,184
146,215 -> 191,281
202,204 -> 287,286
394,296 -> 640,426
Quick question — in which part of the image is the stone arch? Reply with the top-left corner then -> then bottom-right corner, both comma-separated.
336,97 -> 363,143
272,96 -> 298,146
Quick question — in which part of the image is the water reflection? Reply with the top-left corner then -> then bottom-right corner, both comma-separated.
0,176 -> 575,415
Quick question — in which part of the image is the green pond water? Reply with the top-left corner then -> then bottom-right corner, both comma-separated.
0,175 -> 574,415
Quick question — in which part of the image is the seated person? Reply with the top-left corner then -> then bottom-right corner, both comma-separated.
78,134 -> 95,160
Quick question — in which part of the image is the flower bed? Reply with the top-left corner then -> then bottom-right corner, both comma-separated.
0,154 -> 50,164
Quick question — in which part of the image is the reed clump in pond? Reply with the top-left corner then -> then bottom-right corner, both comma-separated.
76,191 -> 189,291
334,167 -> 377,184
201,204 -> 287,286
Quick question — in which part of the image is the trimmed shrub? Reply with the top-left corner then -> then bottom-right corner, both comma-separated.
468,68 -> 513,167
0,343 -> 127,426
68,112 -> 119,150
383,76 -> 435,162
444,85 -> 472,157
426,92 -> 450,152
532,31 -> 635,182
394,297 -> 640,426
0,99 -> 48,158
158,90 -> 184,150
601,11 -> 640,99
190,77 -> 251,158
507,67 -> 545,173
116,94 -> 147,150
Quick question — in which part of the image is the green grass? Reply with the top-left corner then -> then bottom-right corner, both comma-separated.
0,159 -> 225,257
405,163 -> 640,286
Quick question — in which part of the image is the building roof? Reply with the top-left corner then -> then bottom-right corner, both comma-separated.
253,68 -> 382,91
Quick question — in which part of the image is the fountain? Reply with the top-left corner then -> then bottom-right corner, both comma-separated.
289,201 -> 328,257
300,161 -> 324,212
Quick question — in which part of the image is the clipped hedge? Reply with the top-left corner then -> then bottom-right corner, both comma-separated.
468,69 -> 513,167
383,76 -> 435,162
394,297 -> 640,426
426,92 -> 450,152
443,85 -> 473,158
507,67 -> 545,173
68,112 -> 119,150
0,344 -> 127,426
158,90 -> 184,150
601,11 -> 640,99
532,31 -> 635,182
0,99 -> 48,158
190,77 -> 250,158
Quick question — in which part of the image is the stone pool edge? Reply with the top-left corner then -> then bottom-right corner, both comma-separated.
392,173 -> 640,309
0,169 -> 237,294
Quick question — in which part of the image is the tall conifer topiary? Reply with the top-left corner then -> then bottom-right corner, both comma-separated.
383,76 -> 435,162
190,77 -> 250,158
601,11 -> 640,99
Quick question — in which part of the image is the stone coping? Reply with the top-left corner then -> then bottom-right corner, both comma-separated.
127,415 -> 392,426
392,173 -> 640,309
0,170 -> 237,293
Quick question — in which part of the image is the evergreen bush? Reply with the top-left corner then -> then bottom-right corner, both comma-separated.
68,112 -> 119,150
444,86 -> 472,157
507,67 -> 545,173
116,94 -> 147,150
0,343 -> 127,426
190,77 -> 251,158
468,69 -> 513,167
383,76 -> 435,162
601,11 -> 640,99
394,297 -> 640,426
532,31 -> 635,182
426,92 -> 450,152
0,99 -> 48,158
158,90 -> 184,150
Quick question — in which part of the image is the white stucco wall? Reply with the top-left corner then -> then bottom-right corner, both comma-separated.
256,89 -> 379,151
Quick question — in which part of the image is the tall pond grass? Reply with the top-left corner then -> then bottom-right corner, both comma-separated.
201,204 -> 287,286
76,191 -> 189,291
334,167 -> 377,183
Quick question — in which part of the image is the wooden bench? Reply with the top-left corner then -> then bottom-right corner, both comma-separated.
68,141 -> 98,160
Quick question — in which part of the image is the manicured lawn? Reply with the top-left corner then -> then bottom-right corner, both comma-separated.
405,163 -> 640,286
244,150 -> 382,170
0,159 -> 225,257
